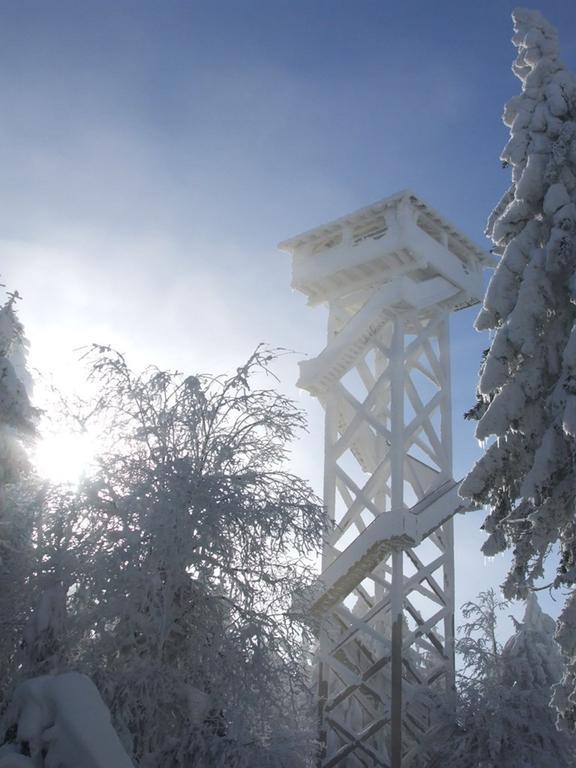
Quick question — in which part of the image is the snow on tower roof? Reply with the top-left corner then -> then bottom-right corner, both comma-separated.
278,189 -> 492,267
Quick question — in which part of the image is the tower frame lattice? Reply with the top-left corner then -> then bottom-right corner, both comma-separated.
279,191 -> 492,767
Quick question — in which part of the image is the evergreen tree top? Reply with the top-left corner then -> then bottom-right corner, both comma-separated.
502,593 -> 563,691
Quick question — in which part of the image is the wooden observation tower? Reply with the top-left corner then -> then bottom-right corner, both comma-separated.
279,191 -> 492,767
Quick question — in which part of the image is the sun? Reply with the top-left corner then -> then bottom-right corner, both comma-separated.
33,430 -> 98,485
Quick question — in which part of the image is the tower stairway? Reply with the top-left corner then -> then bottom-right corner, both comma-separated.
308,479 -> 466,618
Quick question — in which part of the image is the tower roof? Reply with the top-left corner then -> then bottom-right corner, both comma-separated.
279,190 -> 491,264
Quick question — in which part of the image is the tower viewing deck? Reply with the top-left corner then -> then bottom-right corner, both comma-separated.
280,191 -> 493,768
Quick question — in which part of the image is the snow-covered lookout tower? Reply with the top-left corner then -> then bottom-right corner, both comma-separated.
280,191 -> 492,767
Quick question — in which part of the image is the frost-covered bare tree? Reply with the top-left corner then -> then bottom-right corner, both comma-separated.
430,591 -> 574,768
2,346 -> 323,767
460,8 -> 576,730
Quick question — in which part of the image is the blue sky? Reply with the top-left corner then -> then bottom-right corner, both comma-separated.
2,0 -> 576,633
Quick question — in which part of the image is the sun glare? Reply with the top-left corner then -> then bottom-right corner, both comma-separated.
33,431 -> 98,485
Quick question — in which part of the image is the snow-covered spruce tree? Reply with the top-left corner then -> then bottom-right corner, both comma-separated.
0,290 -> 37,710
460,8 -> 576,730
6,346 -> 323,767
0,290 -> 35,483
430,591 -> 574,768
